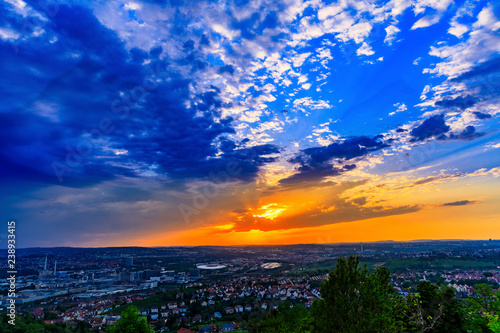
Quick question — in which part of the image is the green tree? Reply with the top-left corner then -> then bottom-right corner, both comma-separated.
105,306 -> 154,333
251,302 -> 312,333
403,281 -> 466,332
465,284 -> 500,332
311,256 -> 399,333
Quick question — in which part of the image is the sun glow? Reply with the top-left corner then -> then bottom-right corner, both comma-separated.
211,223 -> 235,230
253,203 -> 287,220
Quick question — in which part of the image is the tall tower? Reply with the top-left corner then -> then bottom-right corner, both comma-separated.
360,242 -> 364,253
54,260 -> 57,275
44,255 -> 48,271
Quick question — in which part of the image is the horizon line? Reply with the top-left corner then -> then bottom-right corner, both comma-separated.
4,238 -> 499,250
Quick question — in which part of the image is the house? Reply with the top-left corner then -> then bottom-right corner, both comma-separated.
225,307 -> 235,315
151,313 -> 158,320
161,310 -> 170,318
214,312 -> 222,318
201,300 -> 208,307
179,306 -> 188,313
192,314 -> 202,323
151,306 -> 159,313
234,305 -> 244,313
177,328 -> 195,333
172,307 -> 180,315
168,302 -> 178,309
199,323 -> 217,332
220,322 -> 239,331
305,301 -> 313,309
208,300 -> 215,306
177,292 -> 184,299
261,303 -> 268,310
244,304 -> 252,311
32,307 -> 44,319
105,315 -> 120,326
272,303 -> 278,309
140,308 -> 149,316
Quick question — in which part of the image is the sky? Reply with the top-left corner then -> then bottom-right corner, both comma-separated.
1,0 -> 499,248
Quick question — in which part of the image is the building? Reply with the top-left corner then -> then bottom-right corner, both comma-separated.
178,328 -> 195,333
120,271 -> 134,283
199,323 -> 217,332
124,257 -> 134,267
221,323 -> 238,331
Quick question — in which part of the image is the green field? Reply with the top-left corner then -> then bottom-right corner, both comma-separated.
377,257 -> 498,272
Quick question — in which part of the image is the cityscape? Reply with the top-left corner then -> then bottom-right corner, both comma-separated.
1,0 -> 500,331
2,241 -> 500,331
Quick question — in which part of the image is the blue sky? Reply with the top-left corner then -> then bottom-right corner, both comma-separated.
1,0 -> 499,247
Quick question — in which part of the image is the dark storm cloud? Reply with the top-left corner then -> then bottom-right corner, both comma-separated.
218,64 -> 235,75
451,57 -> 500,98
278,164 -> 348,187
280,136 -> 388,186
442,200 -> 476,206
435,95 -> 478,110
453,56 -> 500,82
0,4 -> 276,188
410,114 -> 450,142
473,111 -> 492,120
455,125 -> 485,141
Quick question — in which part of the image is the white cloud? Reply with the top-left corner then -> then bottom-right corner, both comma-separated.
448,21 -> 468,37
298,74 -> 308,84
419,85 -> 431,101
317,3 -> 344,21
317,47 -> 332,60
411,14 -> 441,30
389,102 -> 408,116
124,2 -> 141,10
411,0 -> 453,30
293,97 -> 331,110
384,25 -> 400,45
356,42 -> 374,56
0,27 -> 20,40
485,142 -> 500,150
423,4 -> 500,79
291,52 -> 311,67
